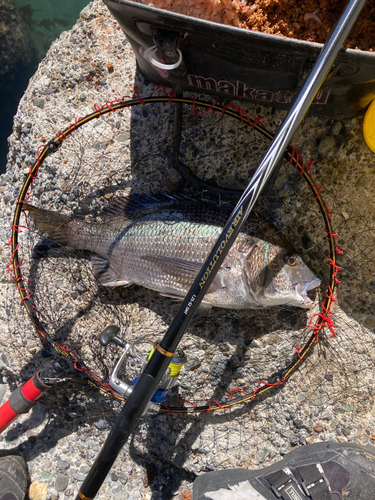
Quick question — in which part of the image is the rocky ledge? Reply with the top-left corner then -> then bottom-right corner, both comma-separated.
0,1 -> 374,499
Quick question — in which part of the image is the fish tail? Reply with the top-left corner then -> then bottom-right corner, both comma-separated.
27,205 -> 72,246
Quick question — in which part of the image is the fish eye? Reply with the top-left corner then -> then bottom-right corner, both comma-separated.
285,255 -> 298,266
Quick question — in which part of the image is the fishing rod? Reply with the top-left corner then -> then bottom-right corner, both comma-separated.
76,1 -> 367,498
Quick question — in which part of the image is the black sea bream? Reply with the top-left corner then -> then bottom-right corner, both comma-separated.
28,194 -> 320,309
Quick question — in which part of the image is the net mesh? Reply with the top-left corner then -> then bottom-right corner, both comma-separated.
5,83 -> 375,473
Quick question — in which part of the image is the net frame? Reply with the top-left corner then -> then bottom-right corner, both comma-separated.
6,87 -> 340,413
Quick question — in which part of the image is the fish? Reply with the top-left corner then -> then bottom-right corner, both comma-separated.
38,17 -> 68,31
27,193 -> 320,310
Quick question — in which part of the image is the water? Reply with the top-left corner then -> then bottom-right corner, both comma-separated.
0,0 -> 90,174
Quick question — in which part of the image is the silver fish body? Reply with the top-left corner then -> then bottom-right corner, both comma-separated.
28,194 -> 320,309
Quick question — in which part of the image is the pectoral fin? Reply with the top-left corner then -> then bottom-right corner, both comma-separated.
91,254 -> 131,287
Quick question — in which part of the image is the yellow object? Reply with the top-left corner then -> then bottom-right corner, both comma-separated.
29,482 -> 48,500
363,99 -> 375,153
148,343 -> 186,377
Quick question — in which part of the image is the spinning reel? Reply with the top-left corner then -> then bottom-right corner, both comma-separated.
99,326 -> 186,410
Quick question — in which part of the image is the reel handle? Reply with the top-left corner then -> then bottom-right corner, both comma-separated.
99,326 -> 126,348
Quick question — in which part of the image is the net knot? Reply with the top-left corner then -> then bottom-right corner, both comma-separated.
324,228 -> 338,241
230,388 -> 247,400
133,86 -> 145,106
190,94 -> 217,118
309,184 -> 322,199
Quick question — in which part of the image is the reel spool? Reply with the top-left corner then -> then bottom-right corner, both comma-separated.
99,326 -> 186,410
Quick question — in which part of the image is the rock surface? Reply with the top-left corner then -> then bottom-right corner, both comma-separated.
0,1 -> 374,499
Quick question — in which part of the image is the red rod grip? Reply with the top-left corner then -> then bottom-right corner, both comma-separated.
0,400 -> 19,433
22,377 -> 45,402
0,373 -> 49,434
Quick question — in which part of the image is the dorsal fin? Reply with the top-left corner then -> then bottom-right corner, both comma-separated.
103,192 -> 194,218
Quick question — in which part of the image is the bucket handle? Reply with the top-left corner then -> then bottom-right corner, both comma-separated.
143,45 -> 183,70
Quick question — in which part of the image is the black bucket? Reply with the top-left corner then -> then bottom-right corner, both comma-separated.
103,0 -> 375,119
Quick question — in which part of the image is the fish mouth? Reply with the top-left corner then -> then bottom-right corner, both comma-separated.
295,278 -> 321,309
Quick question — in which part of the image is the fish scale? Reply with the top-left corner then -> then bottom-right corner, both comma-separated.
92,217 -> 248,301
28,194 -> 320,310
